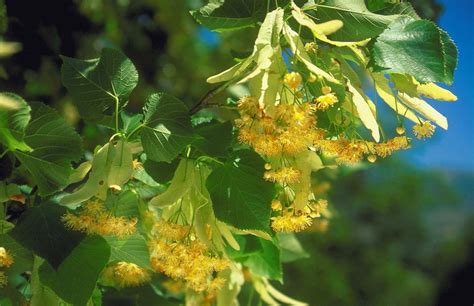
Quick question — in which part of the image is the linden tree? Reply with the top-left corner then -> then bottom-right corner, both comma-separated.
0,0 -> 457,305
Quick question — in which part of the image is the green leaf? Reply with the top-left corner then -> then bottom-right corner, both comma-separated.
143,158 -> 179,184
244,238 -> 281,281
370,2 -> 420,19
39,236 -> 110,306
309,0 -> 407,41
206,150 -> 275,233
278,233 -> 309,263
61,48 -> 138,121
193,120 -> 233,157
141,93 -> 193,163
370,17 -> 457,84
104,190 -> 139,218
0,93 -> 31,152
9,202 -> 85,269
13,102 -> 83,196
227,235 -> 282,281
0,181 -> 20,202
104,234 -> 151,269
60,139 -> 133,207
121,111 -> 143,135
191,0 -> 268,32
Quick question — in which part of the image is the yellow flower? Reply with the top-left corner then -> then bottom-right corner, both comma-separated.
314,93 -> 338,110
271,212 -> 313,233
308,73 -> 317,83
264,167 -> 301,185
283,72 -> 302,90
367,154 -> 377,163
271,199 -> 283,211
149,220 -> 231,293
336,140 -> 367,165
413,121 -> 435,139
375,136 -> 410,158
396,126 -> 406,135
310,199 -> 328,218
0,247 -> 14,268
62,199 -> 137,238
237,96 -> 260,117
321,86 -> 332,95
304,42 -> 317,53
113,262 -> 151,288
237,101 -> 319,157
132,159 -> 143,170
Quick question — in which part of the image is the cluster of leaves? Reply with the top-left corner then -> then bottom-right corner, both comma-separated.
0,0 -> 458,305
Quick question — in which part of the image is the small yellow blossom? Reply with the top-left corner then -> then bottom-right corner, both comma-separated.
0,247 -> 13,268
283,72 -> 302,90
264,167 -> 301,185
374,136 -> 410,158
396,126 -> 406,135
310,199 -> 328,218
132,159 -> 143,170
271,199 -> 283,211
102,261 -> 151,288
367,154 -> 377,163
62,200 -> 137,238
271,211 -> 313,233
321,86 -> 332,95
304,42 -> 317,53
413,121 -> 435,139
314,93 -> 338,111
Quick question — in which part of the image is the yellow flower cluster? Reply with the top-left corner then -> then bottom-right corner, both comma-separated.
314,136 -> 410,165
271,199 -> 328,232
271,212 -> 313,232
283,72 -> 302,90
0,247 -> 13,288
313,86 -> 338,111
0,247 -> 14,268
102,261 -> 151,288
413,121 -> 435,139
62,199 -> 137,237
149,220 -> 230,293
235,96 -> 324,157
264,167 -> 301,185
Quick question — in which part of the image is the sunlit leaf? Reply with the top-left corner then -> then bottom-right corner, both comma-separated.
370,17 -> 457,84
191,0 -> 267,32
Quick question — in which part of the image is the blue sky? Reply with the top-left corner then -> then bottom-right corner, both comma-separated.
404,0 -> 474,171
